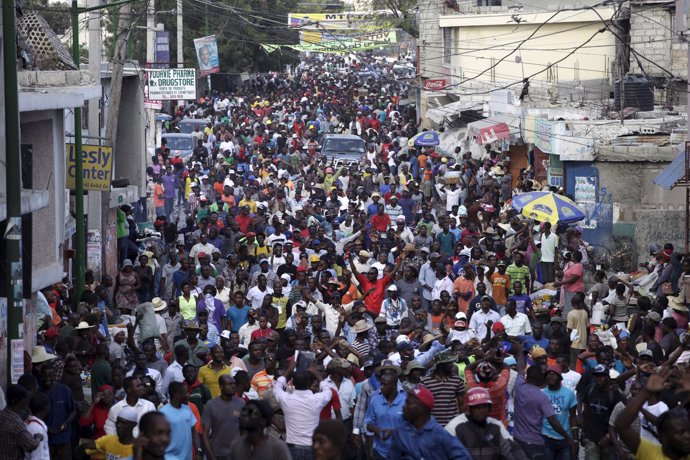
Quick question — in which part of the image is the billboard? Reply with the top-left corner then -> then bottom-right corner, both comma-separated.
146,68 -> 197,100
263,30 -> 397,54
288,11 -> 393,30
154,31 -> 169,66
193,35 -> 220,77
66,144 -> 114,191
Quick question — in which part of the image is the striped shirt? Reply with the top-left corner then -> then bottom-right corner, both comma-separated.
420,373 -> 465,425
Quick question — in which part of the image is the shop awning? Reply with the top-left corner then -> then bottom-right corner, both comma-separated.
654,149 -> 688,190
426,101 -> 483,126
467,114 -> 520,144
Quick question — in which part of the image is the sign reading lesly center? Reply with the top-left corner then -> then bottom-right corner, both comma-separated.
66,144 -> 113,191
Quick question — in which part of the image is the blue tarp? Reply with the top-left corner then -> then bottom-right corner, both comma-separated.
653,149 -> 687,190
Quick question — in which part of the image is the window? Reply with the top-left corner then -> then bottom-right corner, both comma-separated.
443,28 -> 452,65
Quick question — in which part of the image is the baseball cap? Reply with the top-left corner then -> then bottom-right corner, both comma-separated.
387,285 -> 398,291
455,312 -> 467,320
405,385 -> 435,411
592,364 -> 610,375
638,350 -> 654,359
491,322 -> 505,334
466,387 -> 492,407
646,311 -> 662,322
531,346 -> 547,358
545,365 -> 562,379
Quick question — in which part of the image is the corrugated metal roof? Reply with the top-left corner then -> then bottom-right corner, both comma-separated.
653,149 -> 687,190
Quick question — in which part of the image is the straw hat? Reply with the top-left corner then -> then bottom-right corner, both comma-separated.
152,297 -> 168,312
669,296 -> 689,312
31,346 -> 57,364
419,333 -> 444,351
353,320 -> 373,334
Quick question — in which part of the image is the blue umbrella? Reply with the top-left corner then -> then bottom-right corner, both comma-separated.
409,130 -> 440,147
155,114 -> 172,122
511,191 -> 585,225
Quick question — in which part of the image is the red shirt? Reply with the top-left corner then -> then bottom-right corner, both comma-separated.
464,367 -> 510,426
370,213 -> 391,232
357,273 -> 393,315
235,214 -> 253,234
79,402 -> 109,439
250,327 -> 275,342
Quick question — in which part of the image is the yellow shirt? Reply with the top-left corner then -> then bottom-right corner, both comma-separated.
239,198 -> 257,213
92,434 -> 133,460
635,438 -> 690,459
179,295 -> 197,321
198,363 -> 231,398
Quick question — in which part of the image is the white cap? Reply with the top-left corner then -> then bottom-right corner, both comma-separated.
219,330 -> 232,339
118,406 -> 139,423
395,334 -> 410,344
387,285 -> 398,291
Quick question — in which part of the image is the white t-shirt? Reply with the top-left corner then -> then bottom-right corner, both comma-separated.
25,416 -> 49,460
246,286 -> 274,309
640,401 -> 669,442
540,232 -> 558,263
561,369 -> 581,393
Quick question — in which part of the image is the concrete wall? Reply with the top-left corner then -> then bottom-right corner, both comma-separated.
630,4 -> 687,80
117,77 -> 146,198
565,159 -> 687,270
442,9 -> 617,84
19,110 -> 67,291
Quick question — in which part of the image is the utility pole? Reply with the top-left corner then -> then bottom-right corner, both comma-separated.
72,0 -> 86,301
145,0 -> 156,157
176,0 -> 183,68
3,0 -> 26,383
106,0 -> 133,154
87,0 -> 104,279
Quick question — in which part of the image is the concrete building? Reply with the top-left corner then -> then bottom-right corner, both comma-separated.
0,48 -> 101,386
418,0 -> 690,267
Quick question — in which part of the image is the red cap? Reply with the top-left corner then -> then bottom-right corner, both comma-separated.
491,322 -> 505,334
466,387 -> 492,407
198,252 -> 206,258
546,365 -> 563,379
407,385 -> 435,411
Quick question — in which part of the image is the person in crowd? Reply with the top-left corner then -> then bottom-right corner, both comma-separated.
25,58 -> 690,460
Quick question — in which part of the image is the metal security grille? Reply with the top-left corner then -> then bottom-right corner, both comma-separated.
17,11 -> 77,71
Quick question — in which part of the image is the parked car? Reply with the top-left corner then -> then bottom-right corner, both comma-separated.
161,133 -> 195,159
320,134 -> 365,166
177,118 -> 208,134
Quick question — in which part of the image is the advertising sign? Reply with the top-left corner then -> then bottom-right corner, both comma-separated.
423,79 -> 448,91
193,35 -> 220,77
66,144 -> 114,191
263,30 -> 396,54
288,11 -> 393,30
146,68 -> 197,100
154,31 -> 170,67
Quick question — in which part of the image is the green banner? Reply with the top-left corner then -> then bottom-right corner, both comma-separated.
263,31 -> 397,54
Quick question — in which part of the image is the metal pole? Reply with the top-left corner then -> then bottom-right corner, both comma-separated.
684,142 -> 690,254
72,0 -> 86,301
4,0 -> 25,383
176,0 -> 183,68
686,141 -> 689,254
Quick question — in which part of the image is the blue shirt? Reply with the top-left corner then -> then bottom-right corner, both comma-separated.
521,335 -> 549,352
389,417 -> 471,460
41,382 -> 75,445
542,386 -> 576,440
509,294 -> 532,314
364,390 -> 406,457
226,305 -> 251,332
160,403 -> 197,460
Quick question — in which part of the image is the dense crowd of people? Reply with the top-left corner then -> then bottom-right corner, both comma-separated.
6,53 -> 690,460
